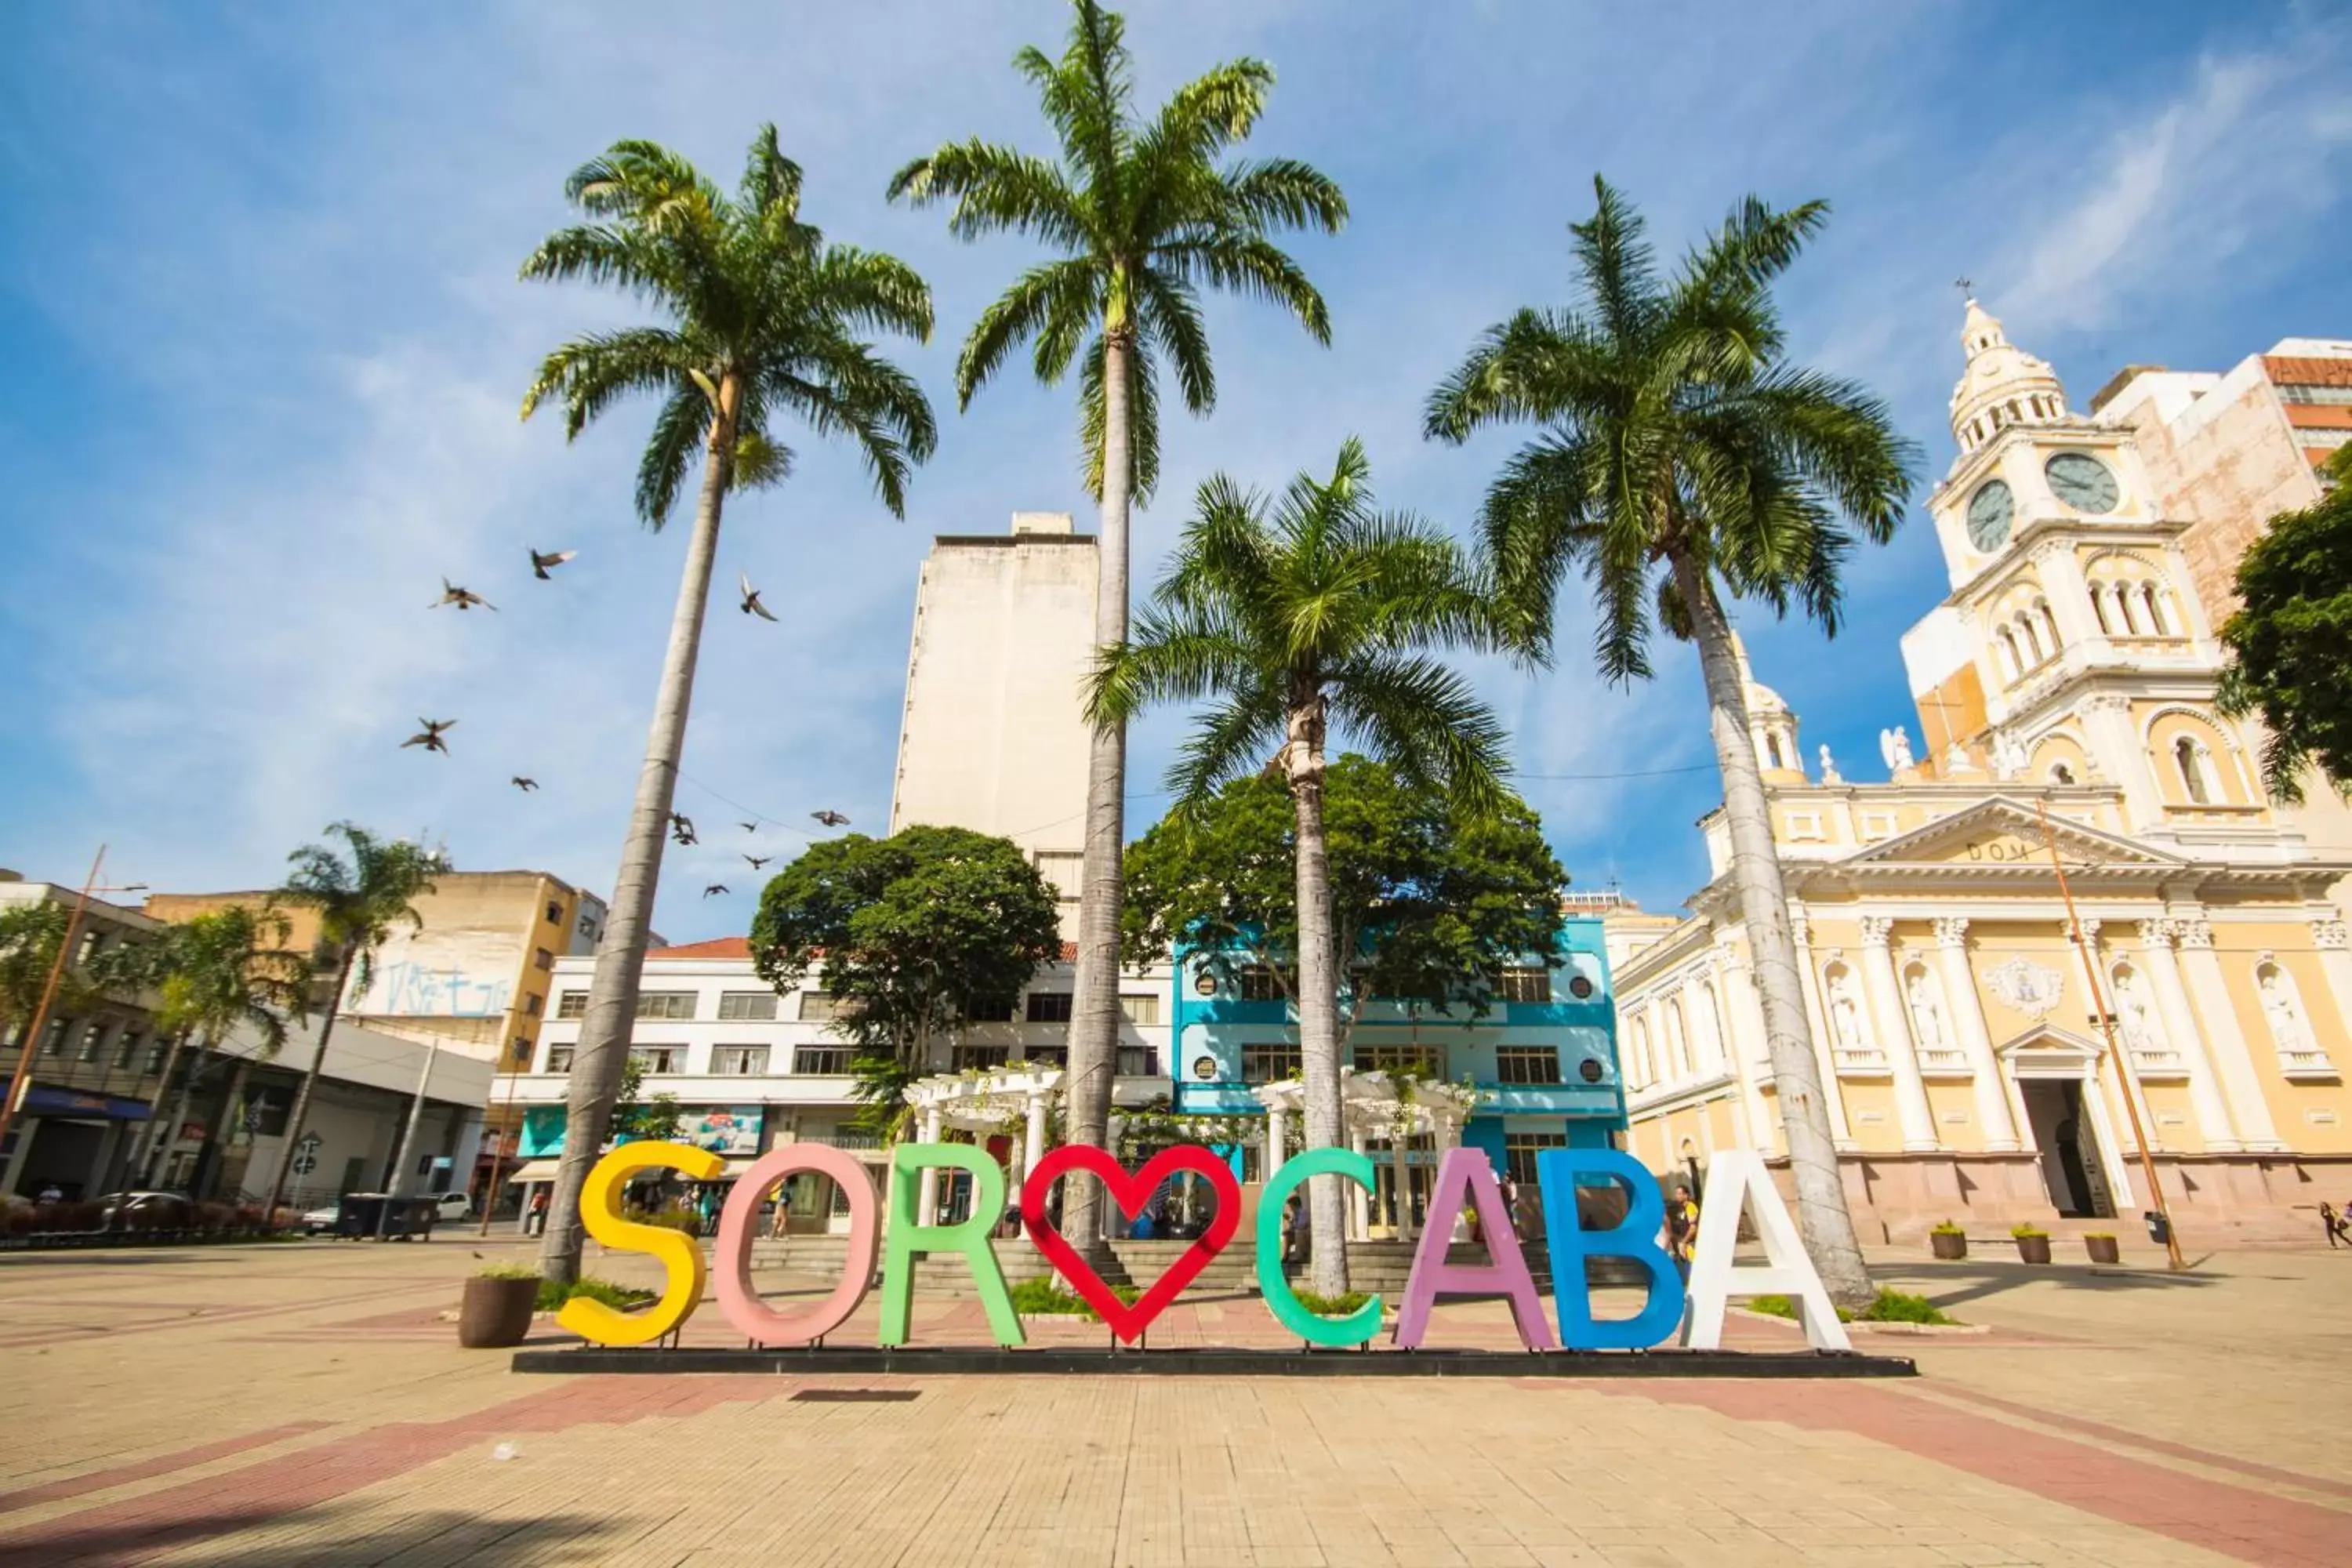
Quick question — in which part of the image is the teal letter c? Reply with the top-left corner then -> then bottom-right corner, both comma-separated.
1255,1148 -> 1382,1347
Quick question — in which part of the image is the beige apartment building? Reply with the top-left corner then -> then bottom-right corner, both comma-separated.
1613,301 -> 2352,1243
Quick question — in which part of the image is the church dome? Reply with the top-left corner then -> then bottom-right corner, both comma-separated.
1949,298 -> 2067,456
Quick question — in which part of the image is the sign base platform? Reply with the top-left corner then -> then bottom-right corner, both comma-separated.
511,1345 -> 1917,1378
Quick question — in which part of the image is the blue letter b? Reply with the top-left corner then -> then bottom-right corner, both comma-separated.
1534,1149 -> 1686,1350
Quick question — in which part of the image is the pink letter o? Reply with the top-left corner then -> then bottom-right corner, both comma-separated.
714,1143 -> 880,1345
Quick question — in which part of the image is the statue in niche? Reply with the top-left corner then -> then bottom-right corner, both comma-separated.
2259,967 -> 2311,1052
1993,733 -> 2031,780
1827,969 -> 1864,1050
2112,967 -> 2163,1051
1818,743 -> 1842,785
1904,969 -> 1947,1049
1879,726 -> 1915,773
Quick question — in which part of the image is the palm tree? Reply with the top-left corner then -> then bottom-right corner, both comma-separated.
1087,440 -> 1511,1294
521,127 -> 936,1285
261,825 -> 441,1218
1424,179 -> 1918,1308
890,0 -> 1345,1248
132,905 -> 310,1189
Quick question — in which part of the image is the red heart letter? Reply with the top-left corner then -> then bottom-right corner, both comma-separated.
1021,1144 -> 1240,1344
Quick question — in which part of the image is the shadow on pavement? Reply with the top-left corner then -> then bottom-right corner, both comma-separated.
1875,1256 -> 2227,1314
0,1504 -> 616,1566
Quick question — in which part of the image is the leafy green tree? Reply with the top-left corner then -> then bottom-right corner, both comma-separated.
262,825 -> 441,1217
612,1054 -> 685,1145
0,901 -> 94,1047
132,905 -> 310,1187
1089,441 -> 1512,1294
521,127 -> 936,1285
750,827 -> 1064,1129
1123,755 -> 1567,1043
2219,478 -> 2352,800
890,0 -> 1345,1248
1423,179 -> 1918,1308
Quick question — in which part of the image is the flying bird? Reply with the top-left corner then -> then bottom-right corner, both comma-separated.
401,719 -> 456,754
510,776 -> 538,792
430,578 -> 497,612
811,809 -> 850,828
739,573 -> 779,622
739,820 -> 760,834
702,884 -> 728,898
669,812 -> 698,846
743,854 -> 771,871
529,548 -> 576,580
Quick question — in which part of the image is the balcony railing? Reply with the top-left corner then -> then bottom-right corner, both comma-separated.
2278,1050 -> 2339,1080
1832,1047 -> 1888,1073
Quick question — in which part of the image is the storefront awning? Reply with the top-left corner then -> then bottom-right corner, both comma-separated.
505,1160 -> 561,1183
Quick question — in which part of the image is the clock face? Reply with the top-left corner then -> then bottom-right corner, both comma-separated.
2045,452 -> 2120,514
1965,479 -> 2014,551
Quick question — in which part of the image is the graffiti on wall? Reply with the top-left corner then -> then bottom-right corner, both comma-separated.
344,927 -> 524,1019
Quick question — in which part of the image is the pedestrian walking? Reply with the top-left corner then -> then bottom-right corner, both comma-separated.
526,1187 -> 550,1236
2321,1200 -> 2350,1249
1666,1182 -> 1700,1282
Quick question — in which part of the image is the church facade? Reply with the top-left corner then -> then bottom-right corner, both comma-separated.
1613,302 -> 2352,1241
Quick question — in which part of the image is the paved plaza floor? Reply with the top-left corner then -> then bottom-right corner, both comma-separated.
0,1232 -> 2347,1566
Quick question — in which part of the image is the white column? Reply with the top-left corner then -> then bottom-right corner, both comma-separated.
2080,693 -> 2164,828
2173,918 -> 2285,1150
1021,1092 -> 1048,1205
1711,946 -> 1777,1156
1859,916 -> 1940,1151
2136,921 -> 2240,1151
2034,540 -> 2100,651
916,1106 -> 943,1225
1933,918 -> 2020,1152
1789,913 -> 1854,1148
2082,921 -> 2167,1157
2307,919 -> 2352,1054
1264,1106 -> 1288,1189
1347,1125 -> 1370,1240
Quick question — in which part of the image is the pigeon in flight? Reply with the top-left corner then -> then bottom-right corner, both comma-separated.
529,548 -> 576,580
431,578 -> 497,612
811,809 -> 850,828
669,812 -> 698,846
511,776 -> 539,792
739,820 -> 760,834
702,884 -> 728,898
401,719 -> 456,754
739,573 -> 779,622
743,854 -> 771,871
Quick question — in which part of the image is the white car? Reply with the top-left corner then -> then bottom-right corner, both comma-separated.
300,1203 -> 340,1235
300,1191 -> 472,1234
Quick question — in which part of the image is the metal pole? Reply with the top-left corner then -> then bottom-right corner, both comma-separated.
2036,800 -> 2185,1271
0,846 -> 106,1156
378,1036 -> 438,1237
479,1047 -> 523,1239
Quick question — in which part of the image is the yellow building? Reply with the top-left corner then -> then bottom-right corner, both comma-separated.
1613,301 -> 2352,1242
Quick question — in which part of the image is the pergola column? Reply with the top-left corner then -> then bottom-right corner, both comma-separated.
1347,1125 -> 1370,1240
1264,1106 -> 1288,1189
916,1106 -> 943,1225
1019,1091 -> 1048,1207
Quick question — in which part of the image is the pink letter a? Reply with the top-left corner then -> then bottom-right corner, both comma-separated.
1395,1145 -> 1555,1351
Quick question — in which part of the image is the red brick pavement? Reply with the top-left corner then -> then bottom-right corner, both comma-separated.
0,1425 -> 332,1516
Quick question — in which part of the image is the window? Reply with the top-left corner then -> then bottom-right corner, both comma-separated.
1116,1046 -> 1157,1077
524,993 -> 543,1017
545,900 -> 563,925
75,1022 -> 107,1063
952,1044 -> 1010,1071
1242,1044 -> 1303,1083
1033,850 -> 1083,901
1496,967 -> 1552,1004
2174,735 -> 2213,804
1025,992 -> 1074,1024
1120,993 -> 1162,1027
41,1018 -> 70,1056
1494,1046 -> 1563,1085
717,991 -> 779,1021
2049,761 -> 2078,785
635,991 -> 696,1020
712,1045 -> 771,1076
798,992 -> 847,1022
509,1036 -> 532,1069
143,1036 -> 169,1075
113,1030 -> 143,1070
2090,589 -> 2113,636
1238,967 -> 1283,1003
533,947 -> 555,972
1025,1045 -> 1070,1066
964,998 -> 1015,1023
76,931 -> 103,965
2141,583 -> 2168,636
545,1045 -> 575,1073
630,1046 -> 685,1074
1353,1043 -> 1439,1075
795,1045 -> 854,1075
555,991 -> 589,1019
1504,1131 -> 1569,1188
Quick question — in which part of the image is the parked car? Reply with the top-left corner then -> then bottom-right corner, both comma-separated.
94,1191 -> 193,1229
300,1203 -> 341,1235
303,1191 -> 470,1235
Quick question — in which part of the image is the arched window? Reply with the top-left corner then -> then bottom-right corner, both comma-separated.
1996,629 -> 2021,682
2118,583 -> 2143,635
1766,734 -> 1785,770
1664,999 -> 1690,1080
2036,600 -> 2061,655
2140,583 -> 2167,636
2174,735 -> 2214,804
2019,615 -> 2045,666
2049,760 -> 2078,785
1630,1018 -> 1653,1086
2090,585 -> 2114,635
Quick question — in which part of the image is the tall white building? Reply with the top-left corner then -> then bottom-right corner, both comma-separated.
889,511 -> 1097,921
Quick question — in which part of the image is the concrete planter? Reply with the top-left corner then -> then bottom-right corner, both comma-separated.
458,1275 -> 540,1348
1929,1231 -> 1967,1261
2083,1234 -> 2120,1265
2013,1234 -> 2052,1265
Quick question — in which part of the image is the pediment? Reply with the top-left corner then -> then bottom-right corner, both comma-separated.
1993,1023 -> 2101,1061
1841,797 -> 2182,873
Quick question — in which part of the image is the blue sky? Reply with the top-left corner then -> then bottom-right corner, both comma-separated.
2,2 -> 2347,942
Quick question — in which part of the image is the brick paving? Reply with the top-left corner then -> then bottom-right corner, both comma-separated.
0,1236 -> 2343,1565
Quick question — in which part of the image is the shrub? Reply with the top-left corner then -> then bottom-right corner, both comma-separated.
1008,1279 -> 1094,1316
1744,1294 -> 1851,1324
1291,1289 -> 1374,1316
1929,1220 -> 1965,1236
477,1262 -> 539,1280
536,1276 -> 655,1312
2010,1223 -> 2049,1240
1856,1289 -> 1956,1326
2082,1232 -> 2115,1242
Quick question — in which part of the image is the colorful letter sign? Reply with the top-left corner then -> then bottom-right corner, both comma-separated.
881,1142 -> 1023,1347
1395,1146 -> 1555,1351
1680,1149 -> 1852,1352
1254,1149 -> 1382,1346
713,1143 -> 879,1346
558,1140 -> 723,1347
1534,1148 -> 1686,1350
1022,1145 -> 1240,1343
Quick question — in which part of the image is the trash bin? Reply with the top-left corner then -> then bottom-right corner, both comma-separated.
2143,1210 -> 2171,1247
334,1194 -> 437,1240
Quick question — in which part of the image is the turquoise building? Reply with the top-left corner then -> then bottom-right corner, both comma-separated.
1167,913 -> 1628,1220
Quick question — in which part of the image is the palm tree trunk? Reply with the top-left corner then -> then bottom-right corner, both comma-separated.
1286,696 -> 1352,1297
131,1028 -> 192,1185
1669,550 -> 1873,1308
1062,320 -> 1136,1255
537,372 -> 739,1287
262,945 -> 358,1221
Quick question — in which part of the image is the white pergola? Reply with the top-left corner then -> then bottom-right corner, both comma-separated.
902,1064 -> 1061,1221
1252,1069 -> 1479,1242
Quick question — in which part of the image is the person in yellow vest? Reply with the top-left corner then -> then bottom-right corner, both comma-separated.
1667,1183 -> 1700,1282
